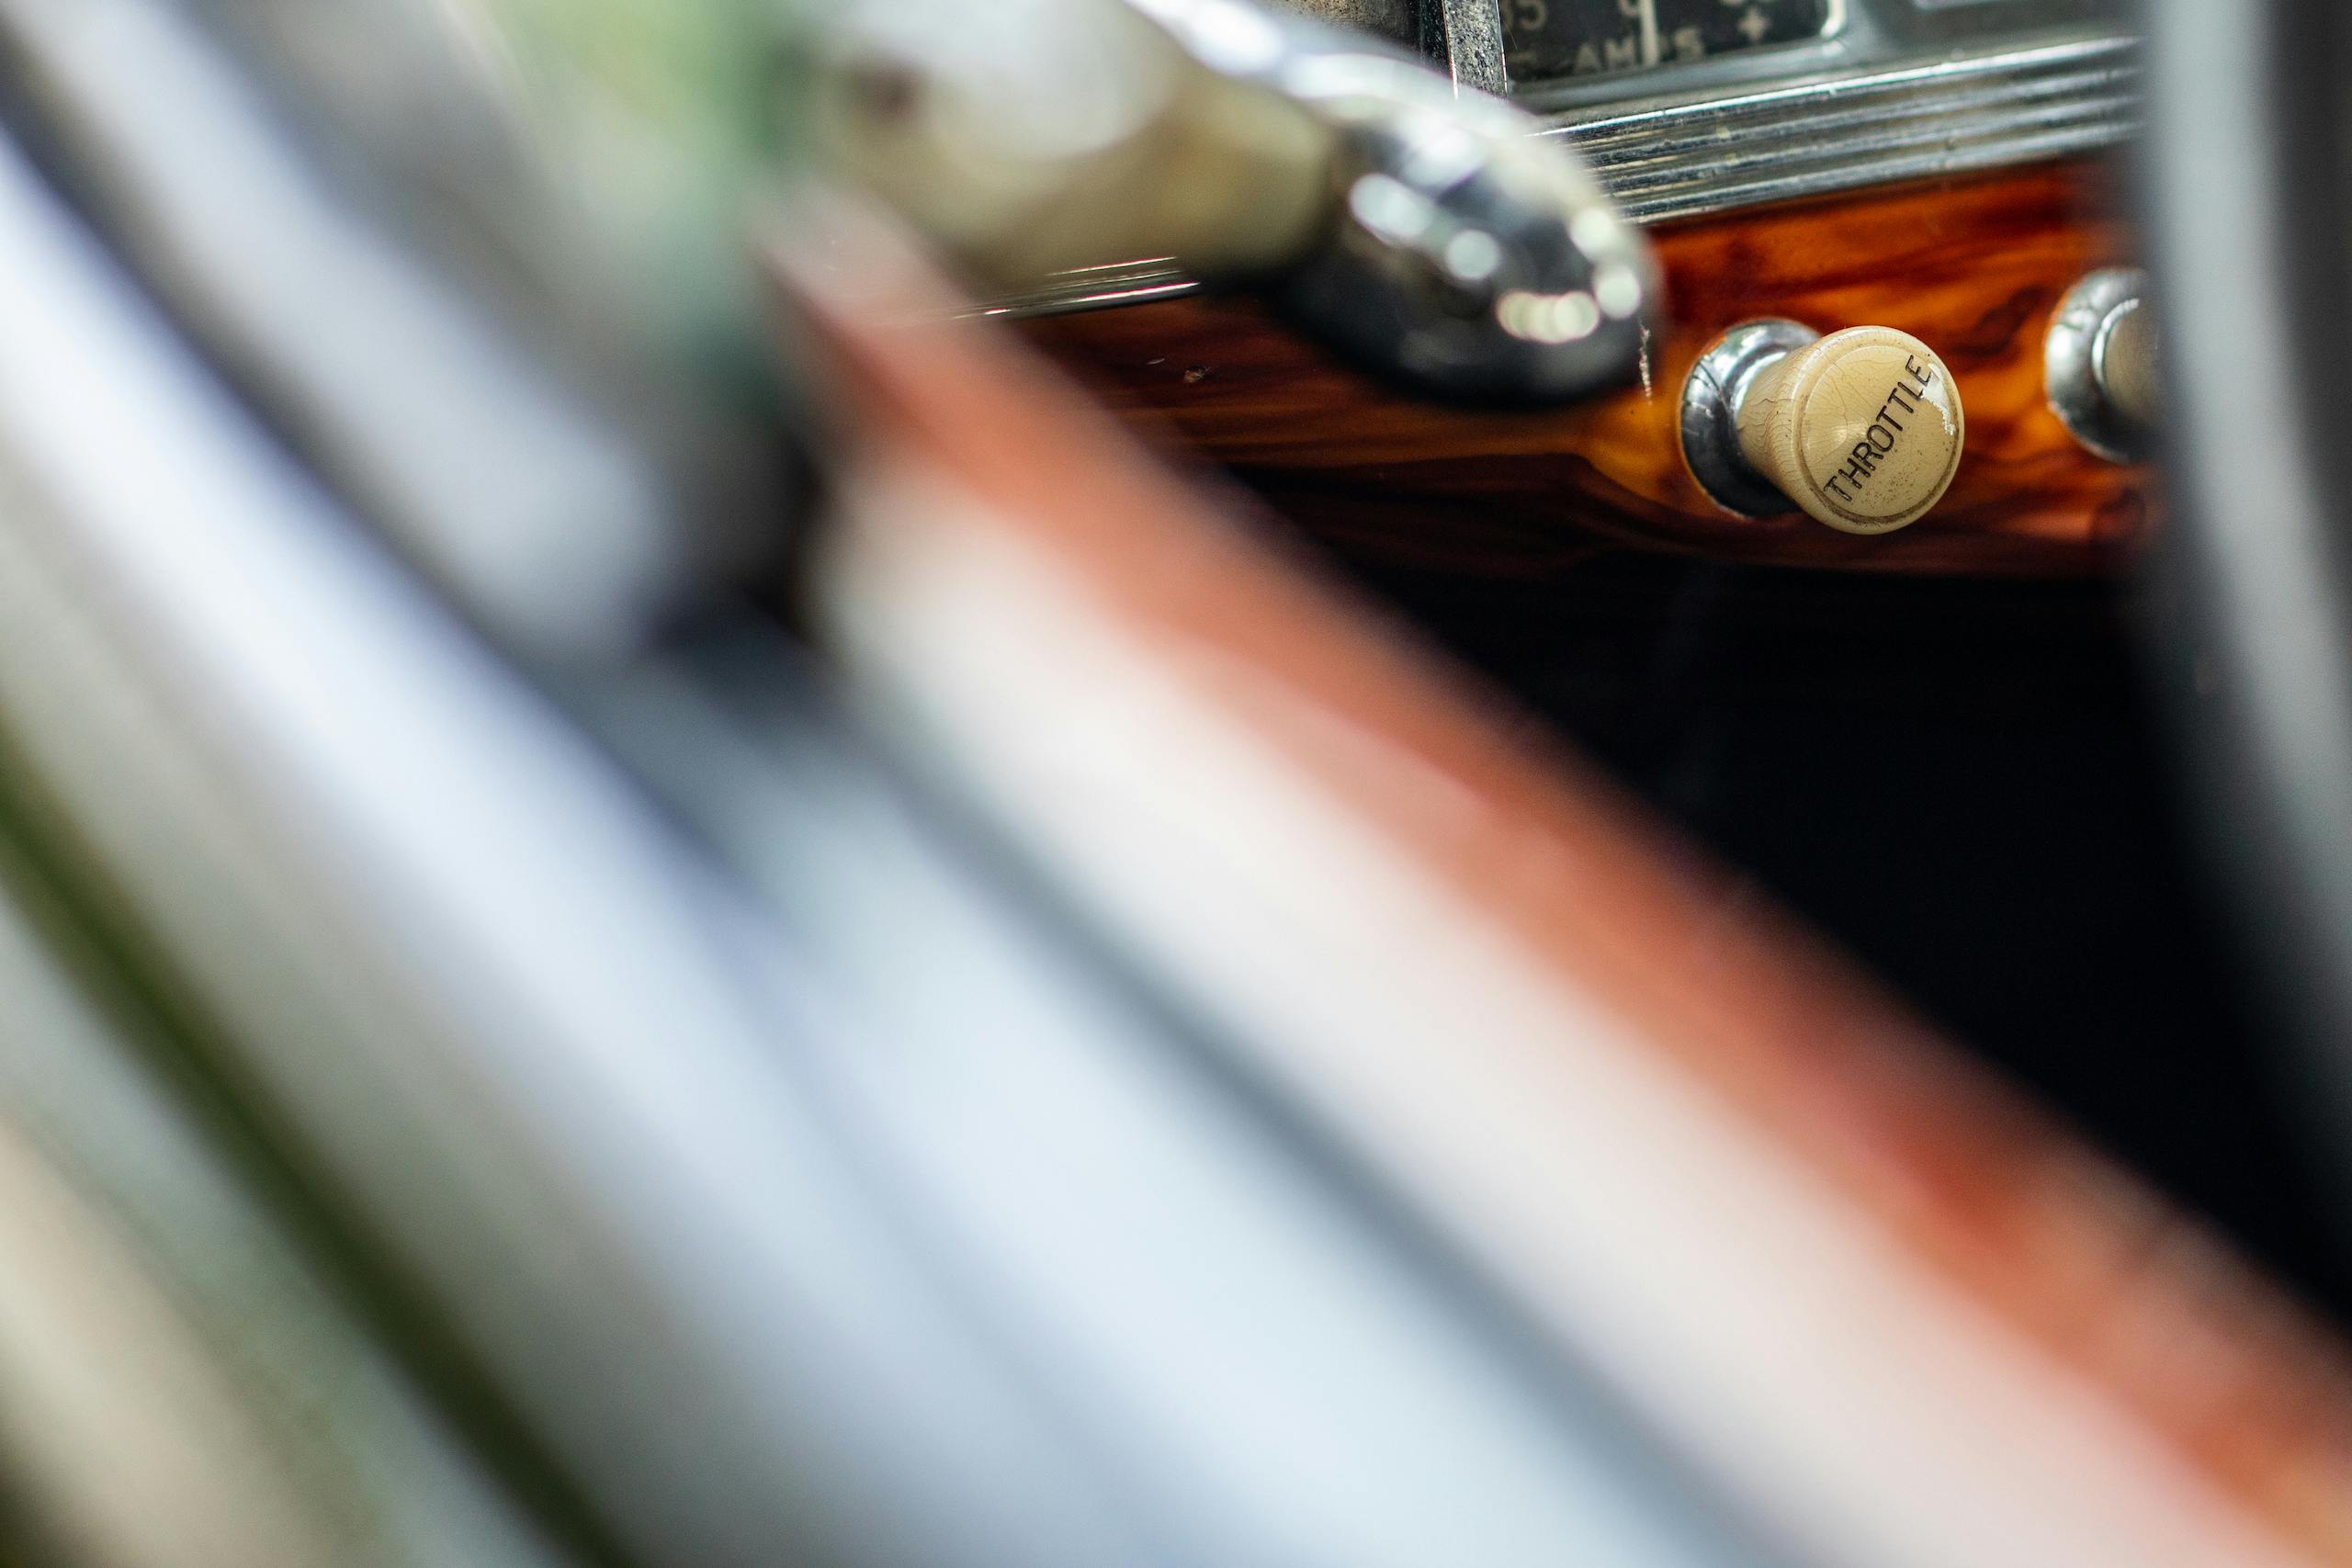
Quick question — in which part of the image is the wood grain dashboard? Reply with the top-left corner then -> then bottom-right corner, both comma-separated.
1022,159 -> 2146,578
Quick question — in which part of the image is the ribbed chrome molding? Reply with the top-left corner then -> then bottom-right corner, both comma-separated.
980,28 -> 2138,319
1549,30 -> 2139,224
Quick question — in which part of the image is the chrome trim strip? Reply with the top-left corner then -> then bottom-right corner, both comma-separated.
1549,31 -> 2139,223
980,30 -> 2137,320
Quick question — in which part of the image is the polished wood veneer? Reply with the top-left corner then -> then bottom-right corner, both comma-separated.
1023,161 -> 2145,576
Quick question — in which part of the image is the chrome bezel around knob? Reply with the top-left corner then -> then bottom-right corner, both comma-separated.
2046,266 -> 2157,464
1679,317 -> 1817,517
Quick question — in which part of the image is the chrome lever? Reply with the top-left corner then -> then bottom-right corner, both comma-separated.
812,0 -> 1657,406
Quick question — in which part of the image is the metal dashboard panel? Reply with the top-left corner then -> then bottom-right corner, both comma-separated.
979,17 -> 2138,319
1498,0 -> 2122,106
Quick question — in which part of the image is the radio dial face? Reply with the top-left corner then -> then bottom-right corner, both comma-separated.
1500,0 -> 1839,85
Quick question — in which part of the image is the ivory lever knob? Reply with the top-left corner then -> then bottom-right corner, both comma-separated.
1733,326 -> 1964,536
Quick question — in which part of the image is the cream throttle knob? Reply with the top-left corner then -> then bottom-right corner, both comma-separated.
1681,320 -> 1966,536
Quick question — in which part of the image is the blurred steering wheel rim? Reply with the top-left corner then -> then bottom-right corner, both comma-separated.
2146,1 -> 2352,1217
